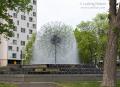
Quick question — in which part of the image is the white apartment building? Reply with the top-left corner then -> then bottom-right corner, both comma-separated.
0,0 -> 37,66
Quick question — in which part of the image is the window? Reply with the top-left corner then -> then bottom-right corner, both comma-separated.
27,35 -> 29,40
32,6 -> 33,9
13,13 -> 17,18
8,46 -> 12,51
17,20 -> 19,25
17,34 -> 19,38
29,17 -> 33,22
21,41 -> 25,46
27,23 -> 29,27
21,28 -> 25,33
29,30 -> 33,34
12,53 -> 16,58
33,24 -> 36,28
33,0 -> 36,5
12,34 -> 15,37
13,40 -> 17,45
20,50 -> 23,59
17,47 -> 19,52
13,26 -> 17,31
0,38 -> 1,44
9,19 -> 13,23
21,15 -> 26,20
33,12 -> 36,16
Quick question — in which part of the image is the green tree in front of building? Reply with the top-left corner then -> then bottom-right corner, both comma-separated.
0,0 -> 32,37
23,33 -> 36,64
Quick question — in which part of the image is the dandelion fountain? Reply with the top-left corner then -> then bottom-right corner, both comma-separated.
31,22 -> 79,64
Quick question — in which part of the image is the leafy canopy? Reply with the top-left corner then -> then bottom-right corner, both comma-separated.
0,0 -> 32,37
74,13 -> 108,64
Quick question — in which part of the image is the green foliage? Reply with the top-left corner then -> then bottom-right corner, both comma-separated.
75,13 -> 108,64
93,13 -> 108,61
23,33 -> 36,64
74,29 -> 97,63
77,21 -> 95,31
0,83 -> 17,87
93,13 -> 109,36
0,0 -> 32,37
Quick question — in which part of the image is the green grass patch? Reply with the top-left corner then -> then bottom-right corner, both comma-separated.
0,83 -> 17,87
57,81 -> 120,87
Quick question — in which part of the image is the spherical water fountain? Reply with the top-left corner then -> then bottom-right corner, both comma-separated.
31,22 -> 79,64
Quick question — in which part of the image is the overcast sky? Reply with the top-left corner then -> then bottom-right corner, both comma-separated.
37,0 -> 109,30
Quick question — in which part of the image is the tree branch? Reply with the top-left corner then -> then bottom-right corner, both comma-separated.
109,0 -> 116,16
117,3 -> 120,23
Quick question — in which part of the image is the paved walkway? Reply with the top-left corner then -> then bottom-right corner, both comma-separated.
15,82 -> 60,87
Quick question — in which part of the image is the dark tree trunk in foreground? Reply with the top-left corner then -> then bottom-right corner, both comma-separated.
102,29 -> 118,87
102,0 -> 120,87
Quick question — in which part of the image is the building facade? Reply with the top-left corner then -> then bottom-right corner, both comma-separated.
0,0 -> 37,66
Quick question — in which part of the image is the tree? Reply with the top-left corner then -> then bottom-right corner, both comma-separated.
23,33 -> 36,64
75,13 -> 108,64
74,28 -> 98,64
93,13 -> 108,61
0,0 -> 32,37
102,0 -> 120,87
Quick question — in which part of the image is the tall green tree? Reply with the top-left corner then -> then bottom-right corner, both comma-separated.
74,29 -> 97,64
75,13 -> 108,64
0,0 -> 32,37
23,33 -> 36,64
93,13 -> 108,61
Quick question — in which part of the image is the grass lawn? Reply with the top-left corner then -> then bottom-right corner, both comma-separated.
57,81 -> 120,87
0,83 -> 17,87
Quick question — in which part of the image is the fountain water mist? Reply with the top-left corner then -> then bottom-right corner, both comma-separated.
31,22 -> 79,64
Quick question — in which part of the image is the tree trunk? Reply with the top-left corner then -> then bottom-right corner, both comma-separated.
101,27 -> 118,87
101,0 -> 120,86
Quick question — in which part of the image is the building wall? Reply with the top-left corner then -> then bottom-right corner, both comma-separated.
0,36 -> 8,66
0,0 -> 37,66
